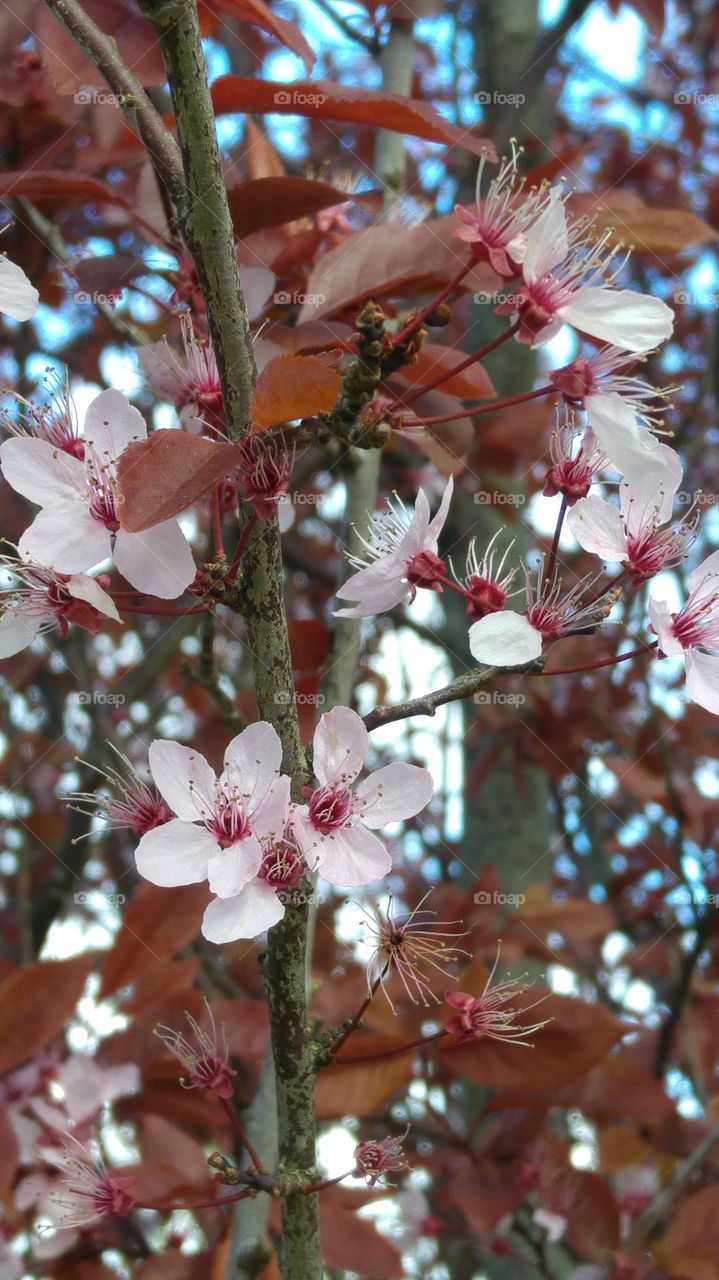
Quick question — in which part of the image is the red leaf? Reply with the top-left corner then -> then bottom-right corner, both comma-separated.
316,1034 -> 414,1119
0,955 -> 94,1074
100,882 -> 209,999
226,176 -> 363,239
202,0 -> 315,73
116,432 -> 243,532
0,1104 -> 18,1192
320,1202 -> 404,1278
0,169 -> 132,209
251,355 -> 341,431
395,343 -> 496,400
212,77 -> 495,159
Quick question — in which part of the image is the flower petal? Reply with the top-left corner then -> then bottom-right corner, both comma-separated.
0,437 -> 85,505
239,266 -> 276,321
426,476 -> 454,543
561,289 -> 674,353
202,880 -> 285,943
469,611 -> 543,666
648,596 -> 683,657
585,392 -> 668,483
113,523 -> 195,599
355,762 -> 433,828
18,504 -> 110,574
522,193 -> 569,283
567,496 -> 625,561
207,834 -> 263,897
313,706 -> 368,787
0,607 -> 42,658
148,739 -> 216,821
315,824 -> 391,887
0,255 -> 39,320
685,650 -> 719,715
688,548 -> 719,595
66,574 -> 121,622
83,389 -> 146,461
135,818 -> 215,886
222,721 -> 283,808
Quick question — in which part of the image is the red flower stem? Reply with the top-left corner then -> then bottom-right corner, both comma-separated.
334,1028 -> 448,1066
221,1096 -> 267,1173
391,259 -> 475,348
113,601 -> 211,616
212,485 -> 225,558
532,641 -> 658,677
396,318 -> 521,408
325,970 -> 387,1061
404,382 -> 553,427
137,1187 -> 252,1212
544,496 -> 568,585
226,510 -> 259,583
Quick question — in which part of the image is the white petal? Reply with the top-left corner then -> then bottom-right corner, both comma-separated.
0,437 -> 85,505
207,834 -> 263,897
137,341 -> 184,402
561,289 -> 674,353
313,706 -> 368,787
469,611 -> 543,666
66,575 -> 121,622
688,549 -> 719,595
135,818 -> 215,886
355,763 -> 433,828
202,880 -> 285,943
648,597 -> 683,656
149,739 -> 216,821
83,389 -> 146,461
0,607 -> 42,657
567,496 -> 625,561
685,650 -> 719,715
619,442 -> 683,531
0,255 -> 38,320
334,562 -> 409,618
250,774 -> 291,842
18,504 -> 111,574
585,393 -> 667,483
114,523 -> 195,599
426,476 -> 454,543
522,194 -> 569,283
238,266 -> 276,321
315,824 -> 391,887
222,721 -> 283,807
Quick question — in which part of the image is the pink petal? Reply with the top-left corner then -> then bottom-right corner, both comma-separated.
315,824 -> 391,887
688,549 -> 719,595
469,611 -> 543,666
222,721 -> 283,807
334,563 -> 409,618
567,496 -> 625,561
207,834 -> 263,898
0,255 -> 38,320
1,437 -> 85,505
522,194 -> 568,283
619,442 -> 683,531
252,774 -> 292,842
83,389 -> 146,461
426,476 -> 454,543
114,523 -> 195,599
685,649 -> 719,715
313,706 -> 368,787
561,289 -> 674,353
202,880 -> 285,943
149,739 -> 216,820
239,266 -> 276,321
648,597 -> 683,657
355,762 -> 433,828
135,817 -> 215,886
0,607 -> 42,657
585,393 -> 667,483
67,575 -> 121,622
18,503 -> 110,574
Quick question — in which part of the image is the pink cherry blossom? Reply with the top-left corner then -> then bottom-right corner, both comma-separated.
237,435 -> 292,520
498,197 -> 674,353
0,251 -> 38,321
50,1138 -> 135,1227
0,389 -> 196,599
453,144 -> 553,275
68,745 -> 173,838
295,706 -> 433,887
138,313 -> 223,431
444,950 -> 548,1046
156,1002 -> 237,1099
543,411 -> 606,505
3,373 -> 84,458
134,722 -> 291,924
0,556 -> 120,657
334,478 -> 453,619
568,444 -> 696,582
354,1130 -> 409,1186
450,530 -> 520,621
650,549 -> 719,715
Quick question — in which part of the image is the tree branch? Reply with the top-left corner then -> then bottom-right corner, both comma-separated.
363,661 -> 542,731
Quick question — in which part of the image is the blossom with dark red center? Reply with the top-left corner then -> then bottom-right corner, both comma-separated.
453,144 -> 553,276
2,373 -> 84,458
0,555 -> 119,658
543,412 -> 605,505
444,948 -> 548,1046
451,531 -> 520,621
156,1002 -> 237,1100
237,436 -> 292,521
405,548 -> 446,594
359,891 -> 468,1010
650,549 -> 719,715
354,1130 -> 409,1186
51,1138 -> 136,1227
68,744 -> 174,839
